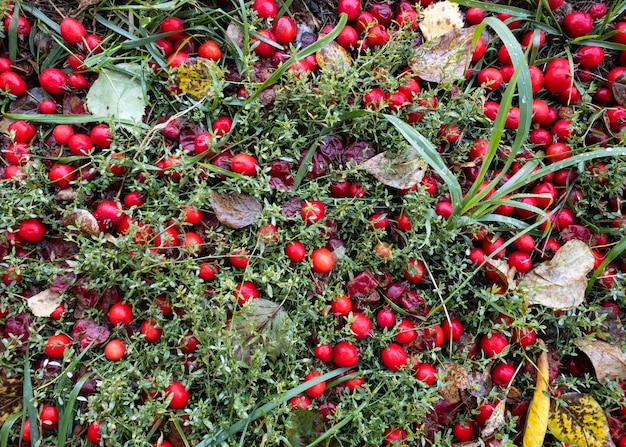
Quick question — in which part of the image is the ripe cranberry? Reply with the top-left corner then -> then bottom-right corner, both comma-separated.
491,362 -> 515,386
441,318 -> 463,341
369,3 -> 394,25
376,307 -> 395,328
336,25 -> 358,49
252,0 -> 278,18
435,201 -> 453,218
252,30 -> 277,58
0,71 -> 27,96
562,12 -> 593,38
543,67 -> 571,94
350,312 -> 373,339
472,37 -> 486,62
333,340 -> 359,367
314,344 -> 333,362
367,24 -> 389,47
453,421 -> 475,442
416,363 -> 437,385
38,99 -> 57,114
521,30 -> 545,49
272,16 -> 297,45
383,428 -> 407,446
337,0 -> 361,21
60,17 -> 86,45
465,7 -> 486,24
508,251 -> 533,273
90,124 -> 112,148
528,65 -> 544,93
39,68 -> 68,95
381,343 -> 408,371
480,332 -> 508,357
574,45 -> 604,68
546,142 -> 572,163
8,120 -> 36,143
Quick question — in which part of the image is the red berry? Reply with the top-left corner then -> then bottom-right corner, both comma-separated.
333,340 -> 359,367
60,18 -> 87,45
381,342 -> 408,371
480,332 -> 508,357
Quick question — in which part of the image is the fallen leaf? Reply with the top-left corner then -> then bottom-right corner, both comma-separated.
0,367 -> 22,425
286,409 -> 326,446
485,259 -> 517,291
27,289 -> 62,317
316,40 -> 352,70
595,308 -> 626,344
548,393 -> 614,447
410,26 -> 477,84
466,362 -> 493,398
481,399 -> 507,439
61,209 -> 100,236
9,87 -> 45,114
86,63 -> 147,123
361,147 -> 426,190
226,22 -> 245,50
439,362 -> 469,404
520,240 -> 595,309
210,190 -> 262,229
612,72 -> 626,106
227,298 -> 295,365
574,339 -> 626,384
522,343 -> 550,447
419,0 -> 464,41
54,188 -> 78,201
174,57 -> 224,100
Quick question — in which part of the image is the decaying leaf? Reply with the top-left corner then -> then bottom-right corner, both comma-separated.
466,362 -> 493,398
54,188 -> 78,202
61,209 -> 100,236
226,22 -> 245,50
410,26 -> 477,84
612,72 -> 626,107
86,64 -> 147,123
522,344 -> 550,447
481,399 -> 507,439
548,393 -> 614,447
316,40 -> 352,70
419,0 -> 464,41
574,339 -> 626,384
595,308 -> 626,344
439,362 -> 469,404
27,288 -> 62,317
210,190 -> 262,229
0,367 -> 22,425
227,298 -> 295,365
520,240 -> 595,309
361,147 -> 426,190
485,259 -> 517,291
174,58 -> 224,100
286,409 -> 326,446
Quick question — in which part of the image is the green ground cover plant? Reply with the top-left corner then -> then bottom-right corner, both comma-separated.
0,0 -> 625,445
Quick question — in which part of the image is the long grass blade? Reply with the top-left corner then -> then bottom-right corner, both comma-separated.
0,412 -> 23,447
57,376 -> 90,447
385,114 -> 463,211
587,237 -> 626,292
23,355 -> 39,447
8,6 -> 19,62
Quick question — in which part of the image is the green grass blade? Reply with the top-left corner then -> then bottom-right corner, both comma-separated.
587,237 -> 626,292
451,0 -> 533,17
21,4 -> 60,33
200,367 -> 349,447
7,5 -> 19,62
0,411 -> 23,447
384,113 -> 463,211
461,18 -> 532,216
57,375 -> 90,447
22,355 -> 39,447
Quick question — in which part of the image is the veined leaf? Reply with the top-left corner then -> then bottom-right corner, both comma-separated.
548,393 -> 614,447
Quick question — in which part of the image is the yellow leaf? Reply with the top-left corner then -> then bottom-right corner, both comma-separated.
316,41 -> 352,70
548,393 -> 614,447
418,0 -> 464,41
522,344 -> 550,447
174,58 -> 224,100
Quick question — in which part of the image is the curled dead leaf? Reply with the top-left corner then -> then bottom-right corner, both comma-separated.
485,259 -> 517,291
574,338 -> 626,384
419,0 -> 464,41
54,188 -> 78,201
439,362 -> 469,404
361,148 -> 426,190
61,209 -> 100,236
520,240 -> 594,309
27,289 -> 62,317
410,26 -> 477,84
210,190 -> 262,229
481,399 -> 507,439
612,72 -> 626,107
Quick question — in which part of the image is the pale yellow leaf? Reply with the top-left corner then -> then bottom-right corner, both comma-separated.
522,344 -> 550,447
27,289 -> 62,317
481,399 -> 507,439
316,41 -> 352,70
419,0 -> 464,41
520,240 -> 595,309
174,58 -> 224,100
410,27 -> 477,84
574,339 -> 626,384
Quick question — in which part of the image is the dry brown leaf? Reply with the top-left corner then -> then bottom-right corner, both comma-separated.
520,240 -> 594,309
410,26 -> 477,84
226,22 -> 245,50
55,188 -> 78,201
61,209 -> 100,236
439,362 -> 469,404
485,259 -> 517,291
612,72 -> 626,106
481,399 -> 507,439
362,147 -> 426,190
210,190 -> 262,229
574,339 -> 626,384
419,0 -> 464,41
316,41 -> 352,70
27,289 -> 62,317
522,344 -> 550,447
595,308 -> 626,344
